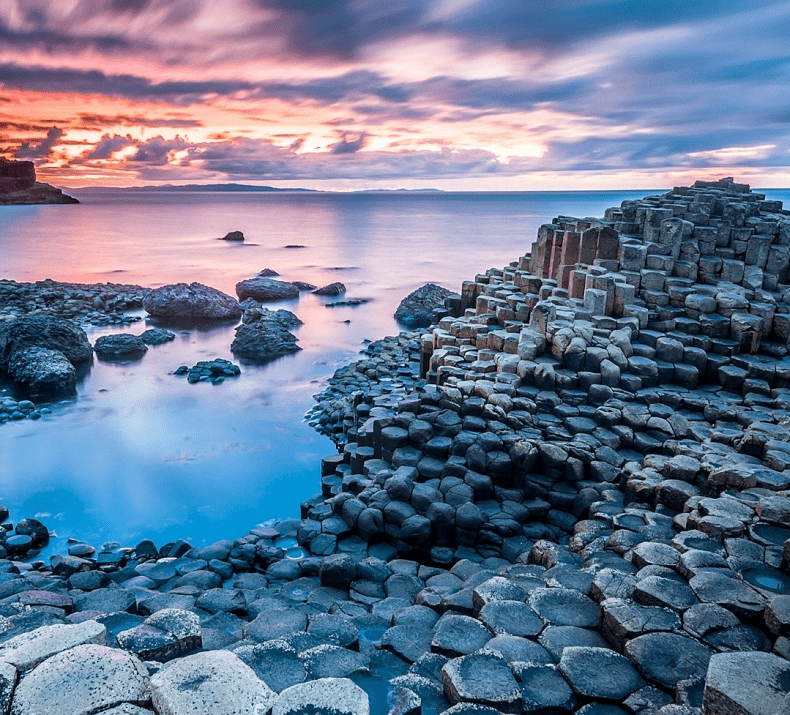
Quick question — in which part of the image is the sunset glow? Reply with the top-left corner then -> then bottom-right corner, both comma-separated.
2,0 -> 789,190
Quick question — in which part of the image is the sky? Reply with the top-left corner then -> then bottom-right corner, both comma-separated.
1,0 -> 789,190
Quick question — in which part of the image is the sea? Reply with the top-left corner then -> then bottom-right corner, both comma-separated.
2,187 -> 788,558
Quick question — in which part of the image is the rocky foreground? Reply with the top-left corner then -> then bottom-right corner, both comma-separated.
0,178 -> 788,713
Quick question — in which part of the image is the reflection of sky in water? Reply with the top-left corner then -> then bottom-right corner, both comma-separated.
6,189 -> 787,554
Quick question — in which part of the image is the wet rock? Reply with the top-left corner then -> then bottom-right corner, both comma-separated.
479,600 -> 544,637
6,346 -> 77,398
235,641 -> 307,693
139,328 -> 175,345
0,315 -> 93,366
151,650 -> 276,715
244,609 -> 308,642
515,662 -> 577,714
143,282 -> 242,320
300,644 -> 367,679
395,284 -> 459,327
94,333 -> 148,361
528,588 -> 600,628
9,644 -> 150,715
14,517 -> 50,547
313,282 -> 346,296
236,277 -> 300,302
220,230 -> 244,241
431,614 -> 492,657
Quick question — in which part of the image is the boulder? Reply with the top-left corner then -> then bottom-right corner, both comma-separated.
231,322 -> 300,362
0,620 -> 106,672
150,650 -> 277,715
116,608 -> 201,661
10,644 -> 150,715
143,282 -> 242,321
7,346 -> 76,398
395,283 -> 459,326
313,282 -> 346,296
220,230 -> 244,241
703,651 -> 790,715
235,277 -> 299,302
14,517 -> 50,547
94,334 -> 148,361
441,653 -> 521,713
0,315 -> 92,366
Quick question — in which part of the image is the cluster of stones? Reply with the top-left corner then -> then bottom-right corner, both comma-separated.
174,358 -> 241,384
231,302 -> 303,362
0,396 -> 50,423
306,332 -> 425,445
0,279 -> 147,326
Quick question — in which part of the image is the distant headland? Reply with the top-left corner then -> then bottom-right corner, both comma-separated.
0,157 -> 79,205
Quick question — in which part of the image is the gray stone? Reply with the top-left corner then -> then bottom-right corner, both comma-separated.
442,653 -> 521,713
625,632 -> 713,689
300,644 -> 367,679
515,662 -> 576,713
528,588 -> 600,628
151,650 -> 277,715
395,284 -> 459,326
243,609 -> 308,642
559,646 -> 645,700
431,614 -> 492,657
116,608 -> 201,661
272,677 -> 369,715
235,277 -> 299,302
0,620 -> 106,672
144,282 -> 242,320
479,600 -> 544,637
7,346 -> 76,398
10,644 -> 149,715
703,651 -> 790,715
94,333 -> 147,361
235,641 -> 307,693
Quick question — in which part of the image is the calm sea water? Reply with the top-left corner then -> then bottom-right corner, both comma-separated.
1,188 -> 788,557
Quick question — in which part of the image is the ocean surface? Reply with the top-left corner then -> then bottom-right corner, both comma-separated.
1,187 -> 788,558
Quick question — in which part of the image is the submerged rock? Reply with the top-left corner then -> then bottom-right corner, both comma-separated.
143,282 -> 242,321
236,277 -> 299,302
7,346 -> 76,398
394,283 -> 458,326
94,334 -> 148,361
140,328 -> 175,345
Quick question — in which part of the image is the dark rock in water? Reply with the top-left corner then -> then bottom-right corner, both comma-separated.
293,281 -> 317,291
395,283 -> 459,326
94,334 -> 148,361
220,230 -> 244,241
241,306 -> 302,330
236,277 -> 299,302
0,315 -> 92,366
5,533 -> 33,555
0,158 -> 78,204
231,321 -> 300,362
117,608 -> 202,661
140,328 -> 175,346
175,358 -> 241,384
144,282 -> 242,321
326,298 -> 369,308
313,282 -> 346,296
7,346 -> 77,398
258,268 -> 279,277
285,244 -> 305,248
15,517 -> 50,547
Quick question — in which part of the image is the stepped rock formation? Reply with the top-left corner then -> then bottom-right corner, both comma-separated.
0,157 -> 78,204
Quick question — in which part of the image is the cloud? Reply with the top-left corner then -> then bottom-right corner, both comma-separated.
329,132 -> 367,154
84,133 -> 133,159
77,113 -> 203,128
15,126 -> 62,159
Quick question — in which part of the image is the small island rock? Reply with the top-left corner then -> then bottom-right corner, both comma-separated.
220,230 -> 244,241
143,282 -> 242,321
0,315 -> 93,366
7,346 -> 77,398
236,277 -> 300,302
313,282 -> 346,296
140,328 -> 175,345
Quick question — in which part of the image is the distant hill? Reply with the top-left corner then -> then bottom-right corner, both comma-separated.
73,183 -> 316,193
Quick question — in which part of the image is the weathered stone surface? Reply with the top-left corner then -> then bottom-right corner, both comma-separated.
235,277 -> 300,302
235,641 -> 307,693
431,614 -> 492,656
7,346 -> 77,397
703,651 -> 790,715
0,315 -> 92,366
151,650 -> 276,715
94,333 -> 148,361
10,644 -> 149,715
442,653 -> 521,713
231,320 -> 300,361
272,677 -> 369,715
625,632 -> 713,689
0,620 -> 106,672
529,588 -> 600,628
116,608 -> 201,661
558,646 -> 645,701
144,282 -> 242,320
516,662 -> 576,714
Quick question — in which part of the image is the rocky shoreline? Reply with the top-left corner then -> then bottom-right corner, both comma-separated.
0,158 -> 78,204
0,178 -> 788,713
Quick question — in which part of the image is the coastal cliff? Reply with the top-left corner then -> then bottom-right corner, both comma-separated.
0,157 -> 78,205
